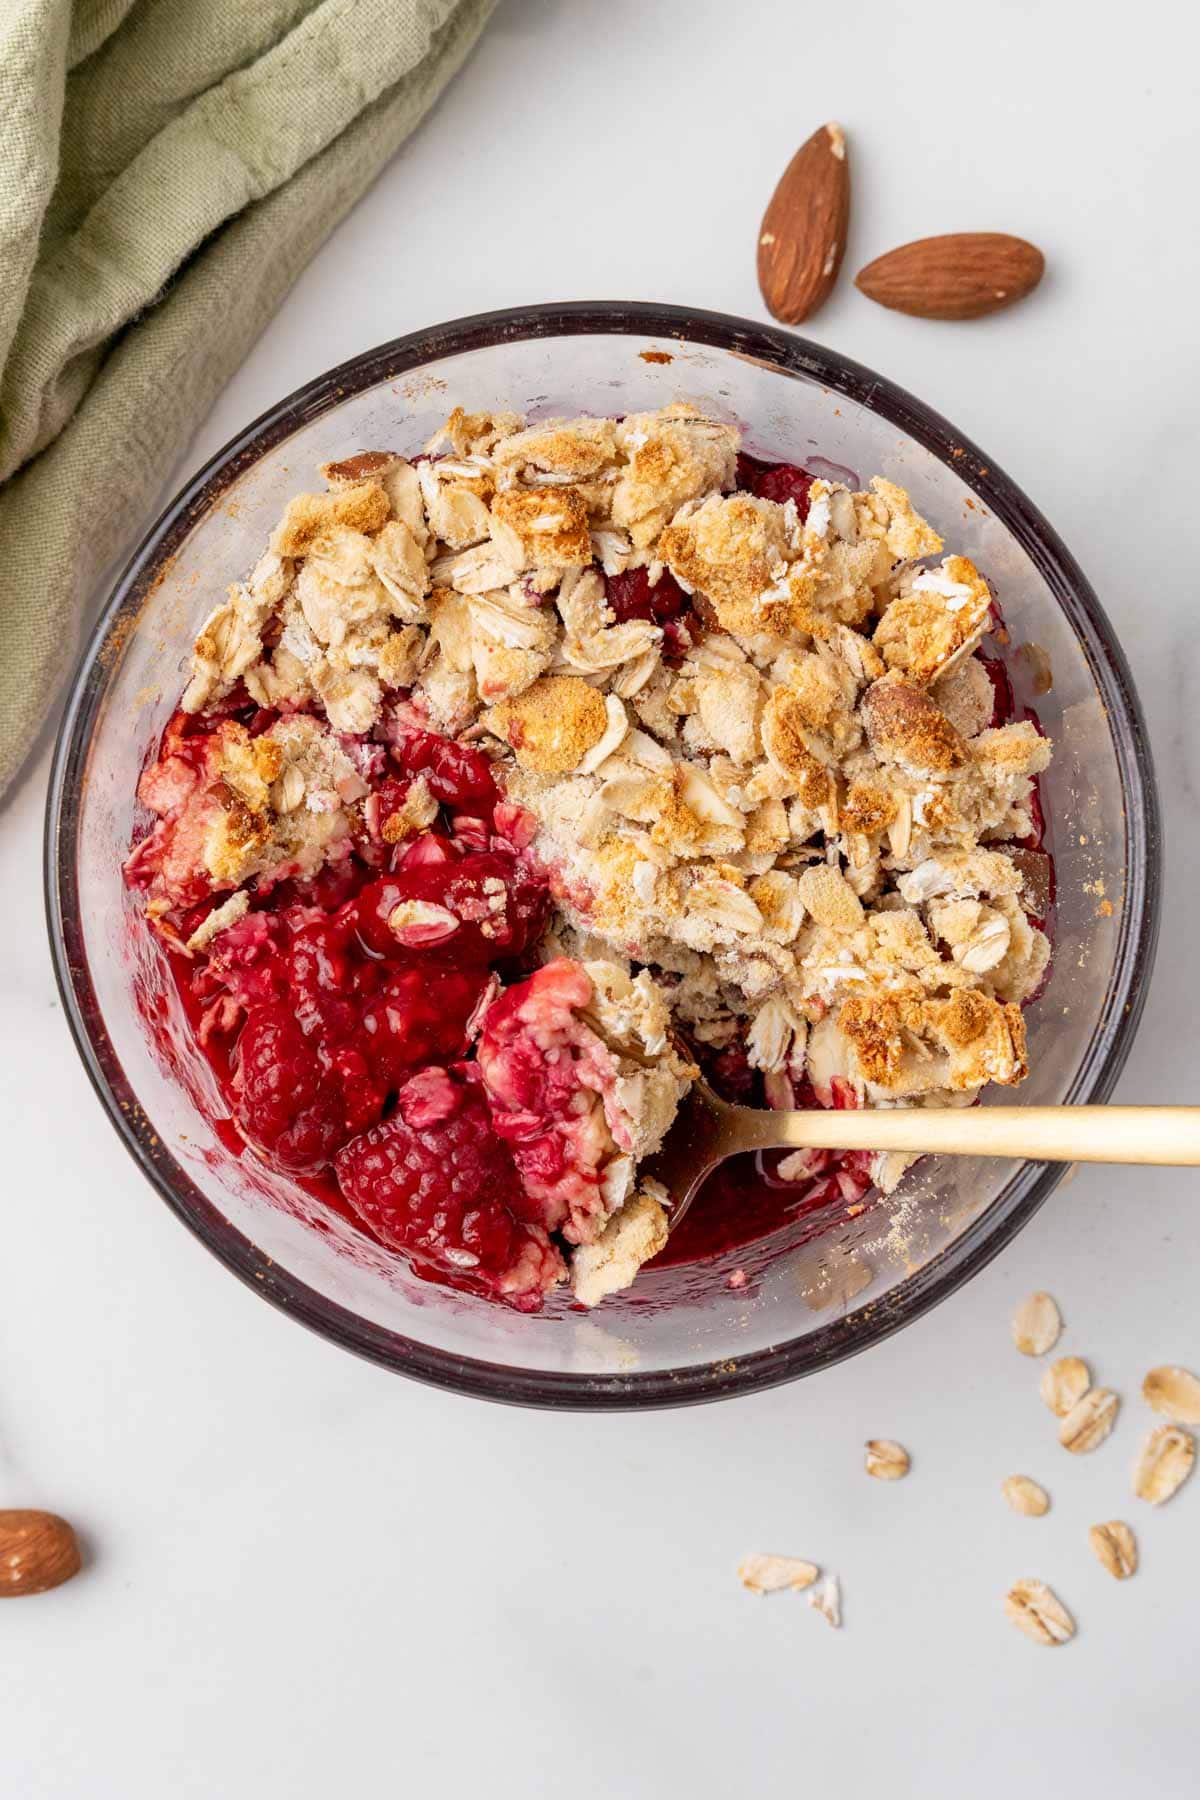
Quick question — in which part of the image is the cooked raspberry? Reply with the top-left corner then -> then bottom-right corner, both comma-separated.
736,451 -> 813,516
477,960 -> 617,1243
978,654 -> 1015,729
357,966 -> 484,1088
604,565 -> 690,625
393,729 -> 497,810
233,1006 -> 350,1172
396,831 -> 456,870
351,851 -> 547,964
334,1070 -> 564,1308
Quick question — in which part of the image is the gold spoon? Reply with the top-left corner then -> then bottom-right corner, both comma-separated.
652,1073 -> 1200,1232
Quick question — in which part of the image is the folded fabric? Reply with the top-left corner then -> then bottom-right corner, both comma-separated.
0,0 -> 495,798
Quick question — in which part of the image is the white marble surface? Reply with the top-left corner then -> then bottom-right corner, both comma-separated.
4,2 -> 1200,1794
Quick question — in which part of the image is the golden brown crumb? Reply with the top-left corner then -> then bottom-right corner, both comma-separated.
760,688 -> 836,805
874,556 -> 991,684
271,483 -> 390,556
838,993 -> 913,1087
493,416 -> 619,479
796,863 -> 864,930
659,494 -> 787,634
841,782 -> 898,835
490,486 -> 592,568
485,675 -> 608,773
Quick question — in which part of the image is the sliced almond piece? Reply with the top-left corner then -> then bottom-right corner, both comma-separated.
865,1439 -> 910,1481
1004,1579 -> 1074,1646
808,1572 -> 841,1629
1011,1291 -> 1061,1357
1059,1387 -> 1119,1454
856,233 -> 1045,321
738,1553 -> 819,1595
1040,1355 -> 1090,1418
1133,1423 -> 1196,1505
1089,1521 -> 1138,1580
1142,1365 -> 1200,1425
757,123 -> 850,325
1002,1475 -> 1049,1517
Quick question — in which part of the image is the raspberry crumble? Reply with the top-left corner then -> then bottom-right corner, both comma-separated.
125,403 -> 1053,1310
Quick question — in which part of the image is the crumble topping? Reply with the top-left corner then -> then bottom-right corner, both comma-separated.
143,401 -> 1054,1302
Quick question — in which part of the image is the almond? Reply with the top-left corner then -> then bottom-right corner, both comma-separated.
757,123 -> 850,325
855,233 -> 1045,321
0,1509 -> 82,1598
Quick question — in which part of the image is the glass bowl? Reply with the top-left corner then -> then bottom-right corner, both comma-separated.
45,302 -> 1161,1409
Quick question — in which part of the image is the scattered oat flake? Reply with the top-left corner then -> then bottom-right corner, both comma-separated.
865,1439 -> 910,1480
808,1573 -> 841,1629
1011,1292 -> 1061,1357
1002,1475 -> 1049,1517
1089,1520 -> 1138,1580
1040,1355 -> 1090,1418
738,1553 -> 819,1595
1133,1423 -> 1196,1505
1142,1365 -> 1200,1425
1059,1387 -> 1119,1454
1004,1580 -> 1074,1646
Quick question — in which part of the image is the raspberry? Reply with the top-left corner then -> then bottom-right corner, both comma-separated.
978,654 -> 1015,729
357,966 -> 485,1089
393,729 -> 497,810
233,1006 -> 350,1173
604,565 -> 690,625
736,452 -> 814,517
334,1069 -> 564,1308
351,852 -> 547,964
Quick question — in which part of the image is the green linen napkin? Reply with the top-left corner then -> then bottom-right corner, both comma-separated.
0,0 -> 495,798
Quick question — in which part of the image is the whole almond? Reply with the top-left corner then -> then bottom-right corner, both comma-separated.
0,1510 -> 82,1598
855,233 -> 1045,321
757,123 -> 850,325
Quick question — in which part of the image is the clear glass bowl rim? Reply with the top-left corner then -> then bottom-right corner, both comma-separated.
44,300 -> 1162,1410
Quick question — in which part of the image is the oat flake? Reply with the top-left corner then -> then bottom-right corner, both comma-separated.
1004,1579 -> 1075,1646
1059,1387 -> 1119,1454
1011,1292 -> 1061,1357
1133,1423 -> 1196,1505
1040,1355 -> 1090,1418
738,1553 -> 819,1595
1089,1521 -> 1138,1580
1142,1365 -> 1200,1425
865,1440 -> 910,1481
808,1573 -> 841,1629
1002,1475 -> 1049,1517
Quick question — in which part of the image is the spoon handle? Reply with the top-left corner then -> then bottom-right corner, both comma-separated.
730,1105 -> 1200,1166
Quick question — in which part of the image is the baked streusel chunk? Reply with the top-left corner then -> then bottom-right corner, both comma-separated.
128,403 -> 1052,1309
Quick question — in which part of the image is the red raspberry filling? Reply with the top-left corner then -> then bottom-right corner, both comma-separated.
603,566 -> 694,660
334,1066 -> 565,1308
735,451 -> 814,516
